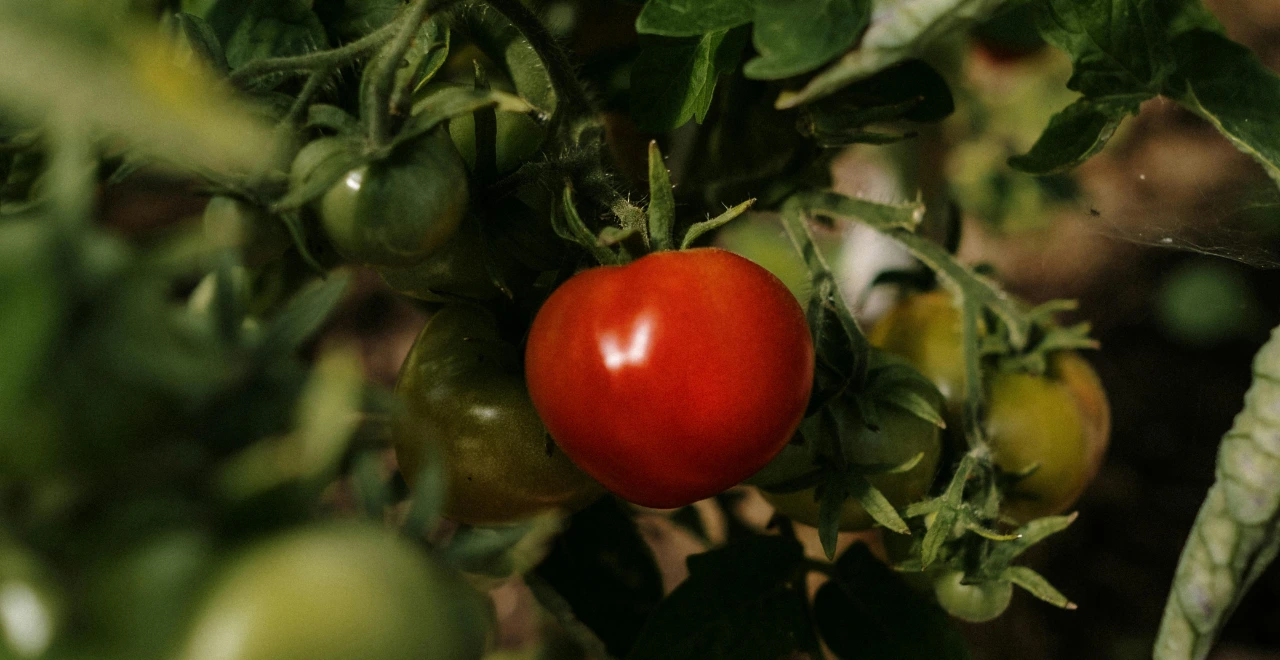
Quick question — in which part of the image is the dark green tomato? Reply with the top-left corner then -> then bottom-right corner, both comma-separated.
202,196 -> 292,267
394,305 -> 603,525
416,81 -> 546,177
377,215 -> 516,303
295,129 -> 469,267
761,399 -> 942,531
179,524 -> 490,660
932,570 -> 1012,623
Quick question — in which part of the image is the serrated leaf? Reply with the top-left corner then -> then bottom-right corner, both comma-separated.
777,0 -> 1009,108
1009,95 -> 1147,175
631,28 -> 747,132
817,544 -> 971,660
224,0 -> 327,74
1004,566 -> 1076,610
534,498 -> 663,658
635,0 -> 755,37
681,198 -> 755,249
627,534 -> 815,660
647,141 -> 676,251
744,0 -> 868,80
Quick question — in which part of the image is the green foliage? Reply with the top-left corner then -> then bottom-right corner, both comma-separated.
1014,0 -> 1280,182
744,0 -> 869,80
630,28 -> 746,132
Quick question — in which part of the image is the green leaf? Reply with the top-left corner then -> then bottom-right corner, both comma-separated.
800,59 -> 955,147
628,535 -> 815,660
744,0 -> 869,80
396,17 -> 449,96
816,544 -> 971,660
1170,30 -> 1280,184
257,274 -> 351,357
1007,94 -> 1145,175
535,499 -> 664,658
0,222 -> 59,427
553,185 -> 623,266
848,472 -> 910,535
635,0 -> 756,37
170,12 -> 228,73
400,86 -> 537,150
1003,566 -> 1075,610
224,0 -> 328,73
681,198 -> 755,249
777,0 -> 1009,108
630,28 -> 748,132
305,104 -> 361,134
445,514 -> 564,579
1022,0 -> 1280,184
647,142 -> 676,251
313,0 -> 401,43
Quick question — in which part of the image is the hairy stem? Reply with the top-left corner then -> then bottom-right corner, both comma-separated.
228,20 -> 400,86
365,0 -> 438,147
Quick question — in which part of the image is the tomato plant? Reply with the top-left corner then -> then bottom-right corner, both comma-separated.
525,248 -> 814,509
4,1 -> 1280,659
869,290 -> 1111,522
395,304 -> 603,524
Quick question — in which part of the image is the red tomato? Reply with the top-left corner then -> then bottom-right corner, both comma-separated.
524,248 -> 815,509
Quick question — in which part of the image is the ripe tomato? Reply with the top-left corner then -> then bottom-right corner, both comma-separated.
932,570 -> 1012,622
179,524 -> 491,660
868,291 -> 1110,523
395,305 -> 603,525
524,248 -> 815,509
292,128 -> 469,267
762,399 -> 942,531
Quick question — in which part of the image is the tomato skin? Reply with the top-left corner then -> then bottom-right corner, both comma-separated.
377,216 -> 512,302
395,305 -> 603,525
762,401 -> 942,531
867,291 -> 966,411
932,570 -> 1012,622
524,248 -> 815,509
868,291 -> 1111,523
298,129 -> 469,267
179,524 -> 491,660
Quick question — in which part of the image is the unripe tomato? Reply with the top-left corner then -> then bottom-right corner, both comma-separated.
395,305 -> 603,525
202,196 -> 291,267
448,109 -> 545,177
867,291 -> 966,410
867,291 -> 1111,523
179,524 -> 491,660
292,129 -> 469,267
377,216 -> 515,302
932,570 -> 1012,622
524,248 -> 815,509
762,400 -> 942,531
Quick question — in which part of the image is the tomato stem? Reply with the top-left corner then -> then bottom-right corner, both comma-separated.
365,0 -> 439,147
228,21 -> 400,87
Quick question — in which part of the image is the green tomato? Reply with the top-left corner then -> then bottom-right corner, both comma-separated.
394,305 -> 603,525
292,129 -> 469,267
377,215 -> 514,302
932,570 -> 1012,623
868,291 -> 1111,523
761,399 -> 942,532
714,213 -> 843,303
202,196 -> 292,267
448,110 -> 545,177
179,524 -> 490,660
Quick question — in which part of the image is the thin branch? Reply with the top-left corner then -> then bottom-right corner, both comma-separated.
228,20 -> 400,86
